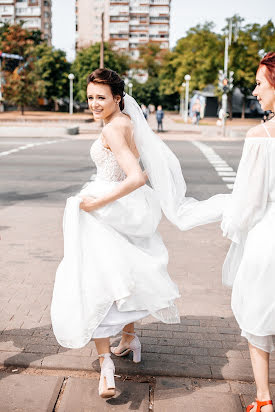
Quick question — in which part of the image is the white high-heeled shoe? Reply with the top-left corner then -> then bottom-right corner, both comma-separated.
98,353 -> 116,399
111,331 -> 141,363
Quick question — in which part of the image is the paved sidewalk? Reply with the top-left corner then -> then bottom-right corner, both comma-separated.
0,110 -> 261,141
1,369 -> 275,411
1,203 -> 275,380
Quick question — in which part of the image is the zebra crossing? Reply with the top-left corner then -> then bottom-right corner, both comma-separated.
192,141 -> 236,190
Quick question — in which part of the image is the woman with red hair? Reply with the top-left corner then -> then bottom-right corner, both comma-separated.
221,52 -> 275,412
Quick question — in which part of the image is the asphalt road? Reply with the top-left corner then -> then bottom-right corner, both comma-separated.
0,136 -> 244,208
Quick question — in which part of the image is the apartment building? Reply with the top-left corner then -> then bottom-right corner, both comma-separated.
110,0 -> 170,58
75,0 -> 109,50
0,0 -> 52,45
76,0 -> 171,58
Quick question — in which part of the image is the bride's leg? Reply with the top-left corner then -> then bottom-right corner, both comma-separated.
112,323 -> 135,354
248,343 -> 273,412
94,337 -> 110,365
94,337 -> 116,398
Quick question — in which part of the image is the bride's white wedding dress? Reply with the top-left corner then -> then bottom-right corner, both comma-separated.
51,133 -> 180,349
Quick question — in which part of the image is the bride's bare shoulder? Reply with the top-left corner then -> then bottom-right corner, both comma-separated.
102,115 -> 132,146
113,114 -> 132,129
103,115 -> 132,136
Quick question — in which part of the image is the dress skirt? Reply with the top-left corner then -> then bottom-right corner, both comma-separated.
223,202 -> 275,353
51,178 -> 180,349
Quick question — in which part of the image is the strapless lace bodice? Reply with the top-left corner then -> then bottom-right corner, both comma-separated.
90,135 -> 127,182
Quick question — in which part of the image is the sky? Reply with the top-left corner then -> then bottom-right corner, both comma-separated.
52,0 -> 275,61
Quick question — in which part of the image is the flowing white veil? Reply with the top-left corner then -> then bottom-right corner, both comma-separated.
123,93 -> 228,230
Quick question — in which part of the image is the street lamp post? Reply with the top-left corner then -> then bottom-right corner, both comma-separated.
68,73 -> 75,115
0,58 -> 3,112
128,82 -> 133,97
100,12 -> 104,68
180,82 -> 185,117
184,74 -> 191,123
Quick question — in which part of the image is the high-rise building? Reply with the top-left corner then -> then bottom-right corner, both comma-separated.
0,0 -> 52,45
75,0 -> 109,50
76,0 -> 171,58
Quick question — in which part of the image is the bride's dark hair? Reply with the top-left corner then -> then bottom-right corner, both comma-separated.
87,68 -> 125,111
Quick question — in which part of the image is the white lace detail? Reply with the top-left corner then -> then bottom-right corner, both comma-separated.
90,135 -> 127,182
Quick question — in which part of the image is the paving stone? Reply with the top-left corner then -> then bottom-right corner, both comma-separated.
142,329 -> 173,338
0,351 -> 43,368
190,340 -> 223,349
191,378 -> 231,393
211,364 -> 253,382
142,344 -> 175,354
154,377 -> 243,412
230,381 -> 275,398
208,348 -> 243,358
41,353 -> 95,370
24,343 -> 59,354
58,377 -> 149,411
0,372 -> 63,412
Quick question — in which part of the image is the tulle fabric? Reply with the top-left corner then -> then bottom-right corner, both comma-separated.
51,179 -> 180,349
123,94 -> 229,229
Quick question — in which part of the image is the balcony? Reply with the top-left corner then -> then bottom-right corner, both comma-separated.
129,6 -> 149,14
150,0 -> 170,4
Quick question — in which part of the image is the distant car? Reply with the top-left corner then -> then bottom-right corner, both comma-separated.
55,98 -> 87,112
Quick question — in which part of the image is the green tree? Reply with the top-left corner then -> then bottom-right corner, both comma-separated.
159,22 -> 223,97
33,43 -> 71,105
225,17 -> 275,116
133,42 -> 166,78
158,17 -> 275,114
3,61 -> 44,114
0,24 -> 45,113
72,42 -> 130,101
132,77 -> 161,106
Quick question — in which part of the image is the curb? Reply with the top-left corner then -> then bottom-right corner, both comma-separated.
0,125 -> 79,137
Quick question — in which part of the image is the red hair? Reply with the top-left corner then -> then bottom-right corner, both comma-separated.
258,52 -> 275,87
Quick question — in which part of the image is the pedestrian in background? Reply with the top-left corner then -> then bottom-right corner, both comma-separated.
191,98 -> 201,125
156,105 -> 164,132
148,103 -> 155,114
141,104 -> 149,120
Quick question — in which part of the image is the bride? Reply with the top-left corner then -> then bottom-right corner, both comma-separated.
51,68 -> 183,398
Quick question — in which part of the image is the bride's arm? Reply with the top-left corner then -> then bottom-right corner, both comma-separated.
80,121 -> 146,212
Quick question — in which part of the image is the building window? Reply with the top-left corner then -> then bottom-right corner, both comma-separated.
44,11 -> 49,18
44,1 -> 50,6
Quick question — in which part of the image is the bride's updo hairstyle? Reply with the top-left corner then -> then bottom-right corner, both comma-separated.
87,68 -> 125,111
259,52 -> 275,87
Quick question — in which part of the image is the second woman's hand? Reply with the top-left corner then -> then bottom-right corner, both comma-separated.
79,196 -> 101,212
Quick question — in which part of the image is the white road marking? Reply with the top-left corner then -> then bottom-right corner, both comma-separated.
217,171 -> 236,176
192,141 -> 236,190
215,167 -> 234,171
222,177 -> 236,182
227,184 -> 235,189
0,139 -> 67,158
